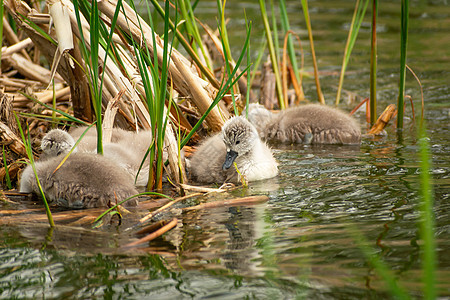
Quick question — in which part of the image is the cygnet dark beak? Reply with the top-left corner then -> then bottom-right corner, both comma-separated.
222,150 -> 238,170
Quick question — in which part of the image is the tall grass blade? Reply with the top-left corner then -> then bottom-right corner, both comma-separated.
259,0 -> 285,109
335,0 -> 369,105
245,13 -> 251,118
370,0 -> 378,125
73,0 -> 102,154
89,0 -> 103,154
217,0 -> 233,65
14,113 -> 54,227
300,0 -> 325,104
397,0 -> 409,130
128,0 -> 176,190
418,123 -> 436,299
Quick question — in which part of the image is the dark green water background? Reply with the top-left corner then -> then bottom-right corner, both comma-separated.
1,0 -> 449,298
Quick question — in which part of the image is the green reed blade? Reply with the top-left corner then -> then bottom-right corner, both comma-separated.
216,4 -> 239,116
418,124 -> 437,299
245,12 -> 252,119
127,0 -> 176,190
149,0 -> 219,89
259,0 -> 285,109
93,192 -> 174,226
249,36 -> 267,91
73,0 -> 103,153
270,0 -> 280,66
300,0 -> 324,104
279,0 -> 301,86
90,0 -> 103,154
336,0 -> 369,105
180,23 -> 252,148
14,113 -> 54,227
397,0 -> 409,130
370,0 -> 378,125
187,0 -> 213,70
19,93 -> 89,125
21,17 -> 56,45
180,0 -> 212,70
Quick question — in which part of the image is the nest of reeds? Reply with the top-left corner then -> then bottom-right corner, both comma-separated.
0,0 -> 261,192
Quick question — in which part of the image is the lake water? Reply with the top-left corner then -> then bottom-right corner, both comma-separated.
1,0 -> 449,298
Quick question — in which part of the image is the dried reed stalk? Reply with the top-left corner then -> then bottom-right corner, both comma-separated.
0,121 -> 28,156
139,192 -> 203,223
125,218 -> 178,247
182,195 -> 269,211
5,53 -> 64,84
202,25 -> 256,103
97,0 -> 228,131
261,58 -> 277,109
2,16 -> 32,60
1,38 -> 33,57
368,104 -> 397,135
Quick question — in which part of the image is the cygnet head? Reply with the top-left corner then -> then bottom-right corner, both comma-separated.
221,116 -> 259,171
41,129 -> 76,157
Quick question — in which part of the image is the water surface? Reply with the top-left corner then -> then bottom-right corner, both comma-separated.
1,0 -> 449,298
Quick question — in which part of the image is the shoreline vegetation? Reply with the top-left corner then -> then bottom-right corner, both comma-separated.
1,0 -> 402,194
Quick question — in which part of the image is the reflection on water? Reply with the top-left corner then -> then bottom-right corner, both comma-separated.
1,0 -> 450,298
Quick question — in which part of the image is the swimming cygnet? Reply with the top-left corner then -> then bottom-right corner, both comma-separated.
247,103 -> 361,145
20,129 -> 138,209
188,116 -> 278,184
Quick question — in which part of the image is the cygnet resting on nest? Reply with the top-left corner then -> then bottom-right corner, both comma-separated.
69,126 -> 153,187
69,126 -> 151,153
20,129 -> 138,209
247,103 -> 361,145
188,116 -> 278,184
